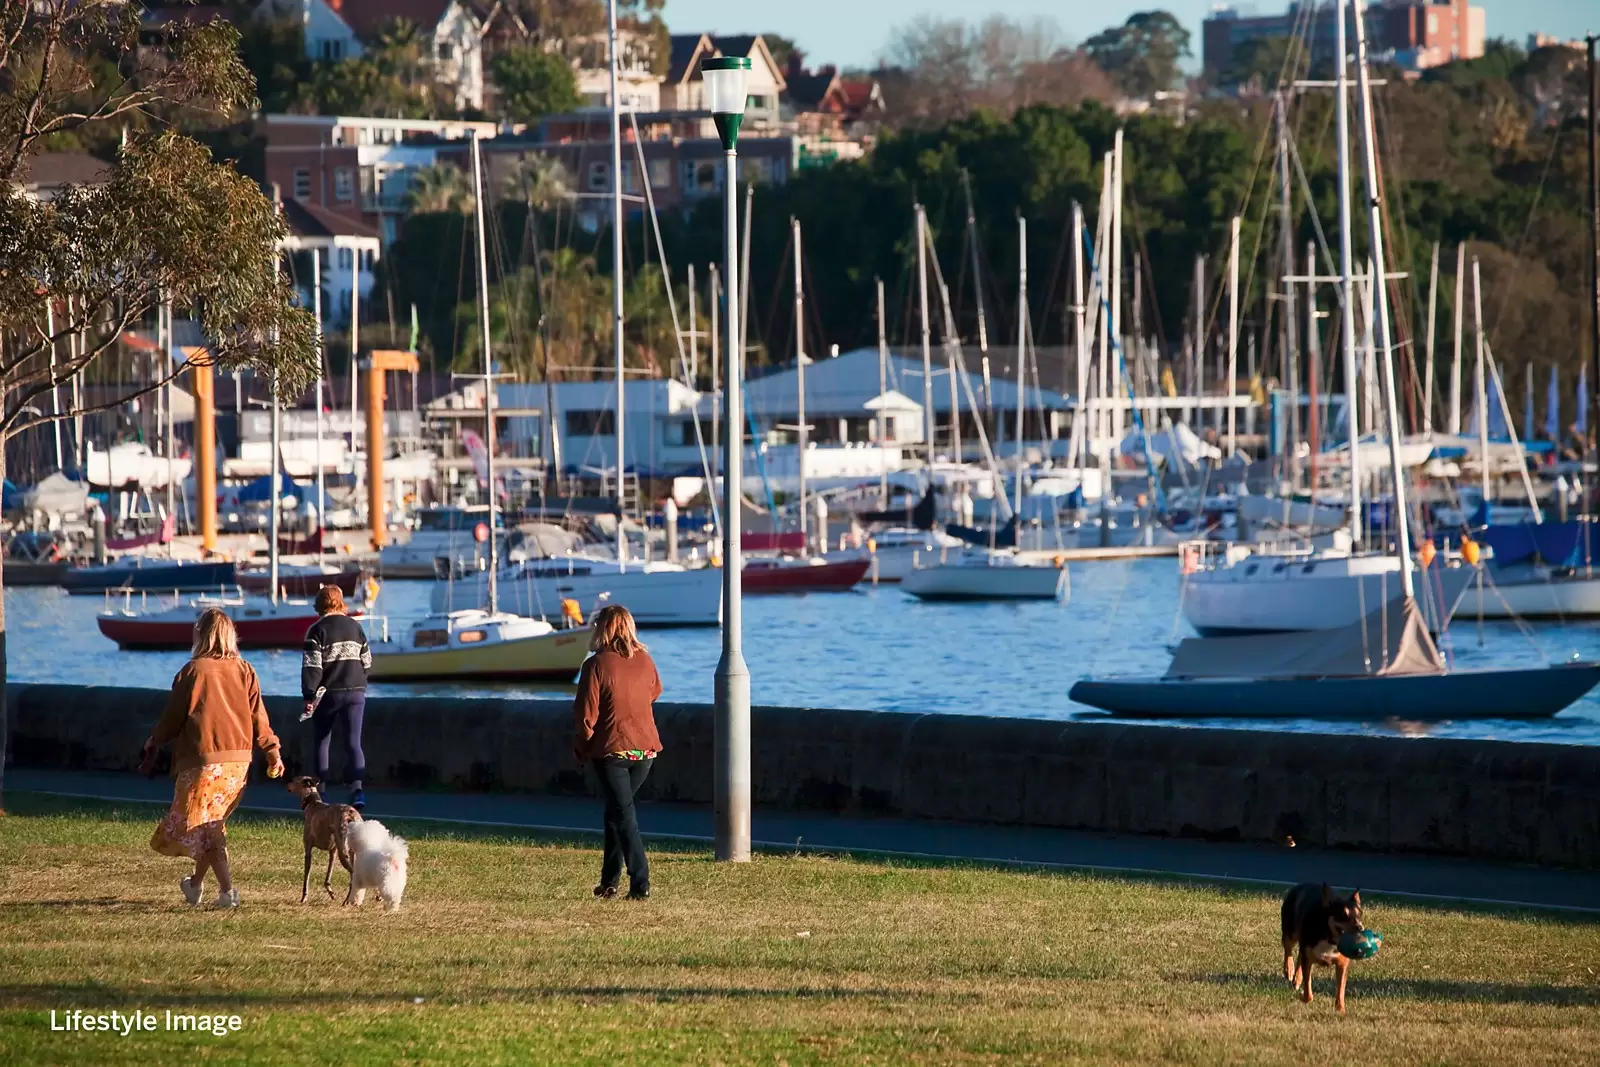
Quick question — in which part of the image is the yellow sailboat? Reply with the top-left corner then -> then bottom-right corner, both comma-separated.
368,610 -> 591,683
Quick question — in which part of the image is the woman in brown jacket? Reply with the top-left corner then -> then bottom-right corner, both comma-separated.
142,608 -> 283,909
573,605 -> 663,899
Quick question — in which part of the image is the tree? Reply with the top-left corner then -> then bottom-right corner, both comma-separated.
0,0 -> 317,811
502,154 -> 573,211
406,163 -> 475,215
1083,10 -> 1191,98
491,46 -> 583,124
1219,35 -> 1295,91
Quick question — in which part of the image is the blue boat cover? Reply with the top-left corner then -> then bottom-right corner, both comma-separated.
235,472 -> 297,502
947,515 -> 1017,548
1478,521 -> 1586,568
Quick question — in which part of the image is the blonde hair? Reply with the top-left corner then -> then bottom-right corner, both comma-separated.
192,608 -> 240,660
590,604 -> 644,658
315,585 -> 346,615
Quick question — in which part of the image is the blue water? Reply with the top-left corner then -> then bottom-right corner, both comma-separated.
10,558 -> 1600,745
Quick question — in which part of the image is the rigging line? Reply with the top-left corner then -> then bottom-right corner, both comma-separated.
626,114 -> 720,532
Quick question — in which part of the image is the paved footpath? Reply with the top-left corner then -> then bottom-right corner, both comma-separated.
10,768 -> 1598,914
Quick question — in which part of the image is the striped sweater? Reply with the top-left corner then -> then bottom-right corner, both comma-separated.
301,613 -> 371,701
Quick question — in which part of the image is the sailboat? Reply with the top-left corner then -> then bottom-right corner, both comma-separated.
370,131 -> 592,683
898,209 -> 1067,602
1070,0 -> 1600,720
431,26 -> 720,627
1175,5 -> 1479,636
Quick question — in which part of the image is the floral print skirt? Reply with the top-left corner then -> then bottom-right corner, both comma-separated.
150,762 -> 250,860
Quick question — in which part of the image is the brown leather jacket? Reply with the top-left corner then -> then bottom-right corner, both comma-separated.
573,649 -> 664,760
151,657 -> 281,774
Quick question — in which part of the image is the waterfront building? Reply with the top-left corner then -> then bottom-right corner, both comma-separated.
1203,0 -> 1485,80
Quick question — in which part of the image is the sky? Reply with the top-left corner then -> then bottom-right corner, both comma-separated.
661,1 -> 1596,72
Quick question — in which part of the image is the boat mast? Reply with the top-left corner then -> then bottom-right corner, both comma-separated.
1071,201 -> 1088,476
470,132 -> 499,614
1014,215 -> 1027,519
1450,243 -> 1465,435
1095,159 -> 1111,455
312,247 -> 325,566
1192,254 -> 1204,432
1422,241 -> 1439,436
1306,240 -> 1322,489
608,0 -> 626,568
915,203 -> 934,471
1226,215 -> 1241,455
1352,0 -> 1413,599
1472,256 -> 1491,519
791,217 -> 808,555
1109,129 -> 1125,447
269,371 -> 281,606
962,170 -> 992,411
1276,91 -> 1299,479
1589,33 -> 1599,464
1335,0 -> 1363,547
876,276 -> 888,509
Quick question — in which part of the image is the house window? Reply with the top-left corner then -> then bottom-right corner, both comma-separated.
681,159 -> 721,195
620,160 -> 639,194
334,167 -> 354,201
437,42 -> 455,62
566,410 -> 616,437
339,248 -> 353,270
587,161 -> 608,192
649,158 -> 671,189
292,168 -> 311,201
746,94 -> 770,112
320,39 -> 344,61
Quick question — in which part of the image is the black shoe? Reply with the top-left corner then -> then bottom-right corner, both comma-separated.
348,788 -> 366,812
594,884 -> 618,899
626,886 -> 650,900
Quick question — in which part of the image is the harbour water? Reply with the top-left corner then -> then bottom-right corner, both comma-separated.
10,558 -> 1600,745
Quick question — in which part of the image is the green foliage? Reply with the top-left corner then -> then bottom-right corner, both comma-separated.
1083,10 -> 1191,97
238,16 -> 312,113
491,46 -> 583,124
295,17 -> 457,118
406,163 -> 475,216
1220,36 -> 1296,90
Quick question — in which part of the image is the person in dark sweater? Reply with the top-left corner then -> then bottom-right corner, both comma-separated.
573,605 -> 663,900
302,585 -> 372,810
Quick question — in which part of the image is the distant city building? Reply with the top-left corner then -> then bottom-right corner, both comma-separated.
1203,0 -> 1485,80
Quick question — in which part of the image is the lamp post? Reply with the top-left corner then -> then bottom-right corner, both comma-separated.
705,55 -> 752,863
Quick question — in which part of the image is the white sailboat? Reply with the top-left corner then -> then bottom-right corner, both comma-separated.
1070,0 -> 1600,721
1177,8 -> 1479,636
370,131 -> 593,681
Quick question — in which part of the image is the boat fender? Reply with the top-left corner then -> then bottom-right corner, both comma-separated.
1461,538 -> 1481,565
1418,539 -> 1437,569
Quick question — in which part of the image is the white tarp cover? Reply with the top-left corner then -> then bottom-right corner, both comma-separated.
22,471 -> 90,515
1165,596 -> 1444,680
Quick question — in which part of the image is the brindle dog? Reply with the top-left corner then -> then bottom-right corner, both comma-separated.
286,776 -> 363,903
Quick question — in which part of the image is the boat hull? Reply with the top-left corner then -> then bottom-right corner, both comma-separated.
431,564 -> 721,627
744,558 -> 870,594
902,562 -> 1067,601
64,560 -> 237,595
1068,662 -> 1600,720
98,606 -> 321,650
369,627 -> 590,682
1183,559 -> 1474,635
1459,572 -> 1600,620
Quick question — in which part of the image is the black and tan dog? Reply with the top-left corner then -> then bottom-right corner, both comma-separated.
1281,883 -> 1364,1014
286,776 -> 363,904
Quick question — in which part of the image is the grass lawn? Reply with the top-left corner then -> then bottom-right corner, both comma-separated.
0,792 -> 1596,1066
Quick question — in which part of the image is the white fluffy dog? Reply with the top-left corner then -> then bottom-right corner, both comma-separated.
345,820 -> 408,912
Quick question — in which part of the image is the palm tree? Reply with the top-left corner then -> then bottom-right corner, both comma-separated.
501,154 -> 572,211
404,163 -> 473,215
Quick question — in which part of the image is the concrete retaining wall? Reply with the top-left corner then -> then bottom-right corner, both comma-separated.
8,684 -> 1599,868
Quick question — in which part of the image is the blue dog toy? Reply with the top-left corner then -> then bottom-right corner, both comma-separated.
1338,929 -> 1383,960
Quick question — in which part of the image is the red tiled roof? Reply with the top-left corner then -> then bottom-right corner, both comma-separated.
21,152 -> 111,188
281,199 -> 381,241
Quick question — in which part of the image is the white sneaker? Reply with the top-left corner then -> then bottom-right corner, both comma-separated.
211,888 -> 239,909
179,876 -> 202,906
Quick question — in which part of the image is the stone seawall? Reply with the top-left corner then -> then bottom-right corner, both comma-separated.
9,684 -> 1598,868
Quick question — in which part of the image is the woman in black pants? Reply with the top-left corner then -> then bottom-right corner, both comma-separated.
573,605 -> 663,899
301,585 -> 371,810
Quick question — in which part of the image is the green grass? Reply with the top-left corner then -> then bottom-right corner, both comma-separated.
0,792 -> 1597,1065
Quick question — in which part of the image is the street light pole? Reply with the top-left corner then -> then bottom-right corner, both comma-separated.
705,55 -> 752,863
